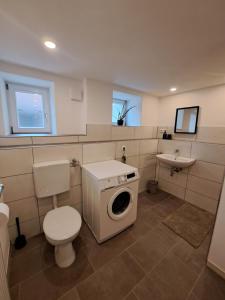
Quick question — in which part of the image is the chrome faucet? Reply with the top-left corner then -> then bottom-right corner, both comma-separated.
174,149 -> 179,160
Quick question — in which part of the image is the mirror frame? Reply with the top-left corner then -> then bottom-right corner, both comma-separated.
174,106 -> 199,134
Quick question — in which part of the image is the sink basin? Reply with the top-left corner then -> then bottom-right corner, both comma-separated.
156,154 -> 196,168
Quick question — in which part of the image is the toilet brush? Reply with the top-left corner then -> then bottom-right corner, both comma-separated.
14,217 -> 27,249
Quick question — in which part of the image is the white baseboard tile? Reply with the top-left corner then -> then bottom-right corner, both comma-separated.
207,260 -> 225,280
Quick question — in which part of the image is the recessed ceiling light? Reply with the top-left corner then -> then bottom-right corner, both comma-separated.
170,87 -> 177,92
44,41 -> 56,49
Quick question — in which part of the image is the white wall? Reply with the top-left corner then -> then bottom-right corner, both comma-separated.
85,79 -> 113,125
0,61 -> 86,135
0,62 -> 160,134
142,94 -> 159,126
208,178 -> 225,278
159,84 -> 225,127
85,78 -> 159,126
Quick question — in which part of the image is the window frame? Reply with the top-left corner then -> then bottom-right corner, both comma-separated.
7,82 -> 52,134
112,98 -> 127,125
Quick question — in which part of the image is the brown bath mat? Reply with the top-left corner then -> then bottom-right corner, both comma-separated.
163,203 -> 214,248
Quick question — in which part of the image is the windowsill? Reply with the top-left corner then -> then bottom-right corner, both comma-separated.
112,124 -> 141,127
8,133 -> 53,137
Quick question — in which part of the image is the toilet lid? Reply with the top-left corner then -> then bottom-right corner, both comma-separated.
43,206 -> 82,241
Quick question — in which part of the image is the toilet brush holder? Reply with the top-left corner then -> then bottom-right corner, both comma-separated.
14,217 -> 27,250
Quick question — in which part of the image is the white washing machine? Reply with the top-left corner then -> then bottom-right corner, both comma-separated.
82,160 -> 139,243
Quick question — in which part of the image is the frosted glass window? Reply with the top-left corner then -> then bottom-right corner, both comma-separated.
15,92 -> 45,128
7,83 -> 51,134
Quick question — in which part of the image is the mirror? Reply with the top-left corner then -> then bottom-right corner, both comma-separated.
174,106 -> 199,134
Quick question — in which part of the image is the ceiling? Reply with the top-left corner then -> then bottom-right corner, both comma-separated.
1,0 -> 225,97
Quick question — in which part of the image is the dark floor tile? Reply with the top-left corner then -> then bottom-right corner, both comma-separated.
129,216 -> 152,240
10,284 -> 20,300
58,287 -> 80,300
77,251 -> 144,300
127,224 -> 178,273
171,234 -> 211,274
186,292 -> 199,300
11,234 -> 45,258
152,196 -> 184,218
10,241 -> 54,286
82,227 -> 136,270
192,267 -> 225,300
134,252 -> 197,300
150,252 -> 198,298
129,208 -> 163,240
139,190 -> 170,204
20,251 -> 94,300
134,275 -> 177,300
73,223 -> 96,255
124,292 -> 138,300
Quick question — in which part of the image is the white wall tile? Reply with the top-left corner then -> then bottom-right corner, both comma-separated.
8,197 -> 38,226
116,156 -> 139,168
139,139 -> 158,155
58,185 -> 82,207
138,165 -> 156,192
126,156 -> 139,168
32,135 -> 78,145
189,161 -> 225,183
187,175 -> 221,200
111,126 -> 135,140
158,140 -> 192,157
9,218 -> 40,242
139,155 -> 156,168
158,166 -> 187,188
73,201 -> 82,216
157,127 -> 173,139
191,142 -> 225,164
0,174 -> 34,202
115,140 -> 139,158
152,127 -> 158,138
173,133 -> 196,141
158,178 -> 186,199
83,142 -> 115,164
196,127 -> 225,144
70,166 -> 81,187
33,144 -> 82,164
0,148 -> 33,177
185,190 -> 218,214
0,137 -> 32,146
134,126 -> 154,139
38,185 -> 82,216
79,124 -> 112,142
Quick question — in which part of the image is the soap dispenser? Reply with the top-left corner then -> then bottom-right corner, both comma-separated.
163,130 -> 167,139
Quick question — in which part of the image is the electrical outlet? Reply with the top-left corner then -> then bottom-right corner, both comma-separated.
122,145 -> 126,152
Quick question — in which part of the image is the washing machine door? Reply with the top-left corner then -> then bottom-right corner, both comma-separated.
108,187 -> 134,220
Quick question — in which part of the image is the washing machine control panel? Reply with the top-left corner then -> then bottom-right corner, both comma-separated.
100,171 -> 139,190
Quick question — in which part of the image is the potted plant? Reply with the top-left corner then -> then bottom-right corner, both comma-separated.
117,105 -> 135,126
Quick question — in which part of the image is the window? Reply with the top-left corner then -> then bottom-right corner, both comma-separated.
112,90 -> 141,126
112,98 -> 127,124
7,82 -> 52,134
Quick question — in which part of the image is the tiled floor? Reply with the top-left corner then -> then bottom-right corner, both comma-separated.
9,190 -> 225,300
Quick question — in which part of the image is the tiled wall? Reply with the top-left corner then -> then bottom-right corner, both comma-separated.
0,125 -> 158,242
2,124 -> 225,242
157,127 -> 225,214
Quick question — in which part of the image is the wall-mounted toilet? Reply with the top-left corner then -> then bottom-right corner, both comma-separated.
33,160 -> 82,268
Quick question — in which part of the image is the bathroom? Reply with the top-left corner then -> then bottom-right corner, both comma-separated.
0,1 -> 225,300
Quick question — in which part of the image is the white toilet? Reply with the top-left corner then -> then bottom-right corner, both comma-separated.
33,160 -> 82,268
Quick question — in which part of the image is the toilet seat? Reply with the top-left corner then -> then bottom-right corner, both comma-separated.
43,206 -> 82,242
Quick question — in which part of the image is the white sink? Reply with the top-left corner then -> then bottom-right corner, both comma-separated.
156,154 -> 196,168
